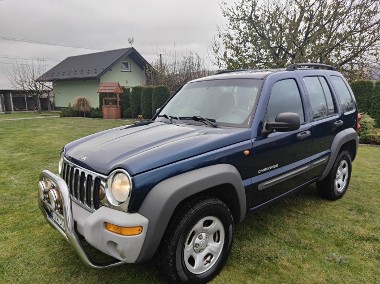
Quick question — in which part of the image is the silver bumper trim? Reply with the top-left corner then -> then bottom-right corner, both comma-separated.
38,170 -> 124,269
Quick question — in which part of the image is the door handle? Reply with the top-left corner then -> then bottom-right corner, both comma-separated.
334,120 -> 343,127
297,130 -> 311,140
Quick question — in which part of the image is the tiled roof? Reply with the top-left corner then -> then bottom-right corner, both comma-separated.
38,47 -> 150,81
97,82 -> 123,94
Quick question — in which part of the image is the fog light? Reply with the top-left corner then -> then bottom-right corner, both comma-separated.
39,178 -> 53,201
105,223 -> 143,236
116,244 -> 126,259
48,188 -> 62,211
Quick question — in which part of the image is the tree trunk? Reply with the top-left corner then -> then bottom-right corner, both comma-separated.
36,97 -> 42,112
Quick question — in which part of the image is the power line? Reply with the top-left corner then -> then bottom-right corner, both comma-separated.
0,35 -> 215,68
0,35 -> 103,51
0,35 -> 160,56
0,55 -> 60,62
0,35 -> 203,58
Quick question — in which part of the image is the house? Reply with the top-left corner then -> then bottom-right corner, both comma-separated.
38,47 -> 151,108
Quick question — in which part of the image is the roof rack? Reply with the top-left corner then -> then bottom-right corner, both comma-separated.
216,68 -> 282,75
286,63 -> 336,71
216,69 -> 249,75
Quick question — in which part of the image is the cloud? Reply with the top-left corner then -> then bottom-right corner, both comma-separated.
0,0 -> 227,88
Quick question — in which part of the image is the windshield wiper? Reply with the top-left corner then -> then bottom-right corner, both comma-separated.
191,116 -> 218,128
157,114 -> 179,124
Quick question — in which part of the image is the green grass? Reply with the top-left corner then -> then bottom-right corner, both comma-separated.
1,114 -> 379,283
0,111 -> 60,120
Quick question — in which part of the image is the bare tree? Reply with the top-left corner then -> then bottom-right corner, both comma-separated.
146,51 -> 215,93
72,96 -> 91,117
7,59 -> 52,111
213,0 -> 380,80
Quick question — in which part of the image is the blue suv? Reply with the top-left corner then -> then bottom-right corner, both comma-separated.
38,63 -> 360,283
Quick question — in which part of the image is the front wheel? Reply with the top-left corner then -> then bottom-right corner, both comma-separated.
317,150 -> 352,200
157,198 -> 234,283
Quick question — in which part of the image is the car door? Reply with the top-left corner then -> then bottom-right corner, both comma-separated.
248,76 -> 313,208
301,75 -> 342,177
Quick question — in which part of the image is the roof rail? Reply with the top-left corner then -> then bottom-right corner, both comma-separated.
216,69 -> 249,75
286,63 -> 336,71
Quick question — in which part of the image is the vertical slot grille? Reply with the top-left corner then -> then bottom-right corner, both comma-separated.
74,170 -> 79,199
93,177 -> 101,210
79,172 -> 85,203
85,175 -> 93,207
61,161 -> 103,211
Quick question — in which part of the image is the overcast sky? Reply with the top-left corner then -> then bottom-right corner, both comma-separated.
0,0 -> 229,88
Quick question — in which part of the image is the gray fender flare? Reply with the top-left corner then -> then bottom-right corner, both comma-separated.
136,163 -> 246,262
319,128 -> 358,181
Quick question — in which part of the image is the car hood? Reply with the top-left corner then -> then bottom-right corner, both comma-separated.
64,121 -> 251,176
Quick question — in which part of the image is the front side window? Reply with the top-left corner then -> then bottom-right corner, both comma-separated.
266,79 -> 305,123
156,78 -> 262,127
330,76 -> 355,113
303,76 -> 336,120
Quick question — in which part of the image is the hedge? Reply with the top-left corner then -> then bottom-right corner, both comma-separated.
89,107 -> 102,118
152,85 -> 170,115
130,86 -> 143,118
120,87 -> 131,118
141,86 -> 154,119
358,113 -> 380,144
350,80 -> 380,128
371,81 -> 380,128
350,80 -> 373,113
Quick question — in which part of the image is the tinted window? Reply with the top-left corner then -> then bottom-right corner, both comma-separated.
156,78 -> 262,127
303,76 -> 336,120
330,76 -> 355,113
320,77 -> 335,114
267,79 -> 305,123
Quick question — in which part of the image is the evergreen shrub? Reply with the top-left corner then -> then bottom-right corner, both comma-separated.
141,86 -> 154,119
152,85 -> 170,115
130,86 -> 143,118
350,80 -> 373,113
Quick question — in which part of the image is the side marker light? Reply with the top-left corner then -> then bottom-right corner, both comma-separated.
105,223 -> 143,236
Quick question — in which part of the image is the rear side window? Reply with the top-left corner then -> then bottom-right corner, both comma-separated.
330,76 -> 355,113
267,79 -> 305,123
303,76 -> 336,120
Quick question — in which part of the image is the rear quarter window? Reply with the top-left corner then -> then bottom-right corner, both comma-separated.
330,76 -> 355,113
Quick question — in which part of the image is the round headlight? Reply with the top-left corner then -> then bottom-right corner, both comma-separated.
58,151 -> 64,175
108,171 -> 131,203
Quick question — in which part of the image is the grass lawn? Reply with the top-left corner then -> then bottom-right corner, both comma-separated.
0,111 -> 59,120
1,115 -> 379,283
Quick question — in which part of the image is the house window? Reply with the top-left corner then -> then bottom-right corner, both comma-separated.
121,61 -> 131,72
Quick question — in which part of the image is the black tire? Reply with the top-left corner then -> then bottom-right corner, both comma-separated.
317,150 -> 352,200
157,198 -> 234,283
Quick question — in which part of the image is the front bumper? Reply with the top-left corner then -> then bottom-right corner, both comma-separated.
38,170 -> 149,268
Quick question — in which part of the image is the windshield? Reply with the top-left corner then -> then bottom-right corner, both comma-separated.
155,78 -> 262,127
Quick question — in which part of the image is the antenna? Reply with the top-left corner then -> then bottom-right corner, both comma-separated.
128,37 -> 134,46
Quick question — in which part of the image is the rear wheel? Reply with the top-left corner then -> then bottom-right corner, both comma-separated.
157,198 -> 234,283
317,150 -> 352,200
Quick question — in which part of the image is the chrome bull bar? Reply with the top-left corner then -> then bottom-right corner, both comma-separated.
38,170 -> 123,269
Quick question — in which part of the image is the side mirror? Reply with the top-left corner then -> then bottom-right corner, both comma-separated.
264,112 -> 300,134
